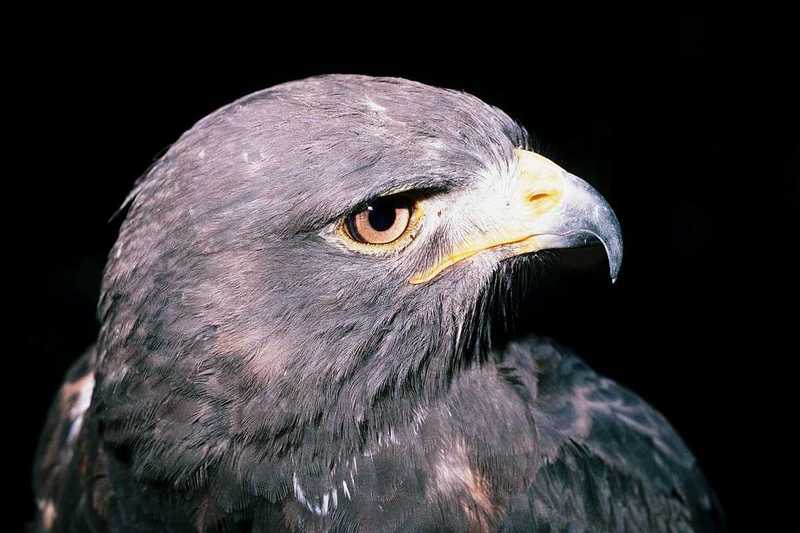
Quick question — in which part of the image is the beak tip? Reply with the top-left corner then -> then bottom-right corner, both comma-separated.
603,239 -> 622,285
607,248 -> 622,284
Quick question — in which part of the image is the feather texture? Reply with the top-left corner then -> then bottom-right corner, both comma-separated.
32,75 -> 722,532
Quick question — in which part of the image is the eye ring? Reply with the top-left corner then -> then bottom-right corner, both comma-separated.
338,193 -> 423,253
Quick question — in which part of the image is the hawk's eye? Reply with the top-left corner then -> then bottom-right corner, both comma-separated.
346,196 -> 412,244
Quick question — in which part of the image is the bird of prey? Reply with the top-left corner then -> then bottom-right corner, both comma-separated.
33,75 -> 723,532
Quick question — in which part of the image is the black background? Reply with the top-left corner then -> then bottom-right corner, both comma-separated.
12,16 -> 798,531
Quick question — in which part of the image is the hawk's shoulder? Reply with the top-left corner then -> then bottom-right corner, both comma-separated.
33,345 -> 110,532
498,337 -> 725,532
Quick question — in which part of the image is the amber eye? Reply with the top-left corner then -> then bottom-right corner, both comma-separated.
345,195 -> 413,244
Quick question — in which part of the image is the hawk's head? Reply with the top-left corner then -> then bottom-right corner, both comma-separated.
95,75 -> 621,477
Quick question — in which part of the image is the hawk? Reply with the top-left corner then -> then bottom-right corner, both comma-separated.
33,75 -> 722,532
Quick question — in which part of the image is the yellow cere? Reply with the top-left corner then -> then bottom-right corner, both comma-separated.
409,149 -> 565,285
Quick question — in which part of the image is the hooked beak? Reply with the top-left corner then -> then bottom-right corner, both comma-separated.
410,149 -> 622,284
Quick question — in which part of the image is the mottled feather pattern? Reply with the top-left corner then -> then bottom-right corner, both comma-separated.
500,340 -> 722,532
33,346 -> 104,532
34,338 -> 721,532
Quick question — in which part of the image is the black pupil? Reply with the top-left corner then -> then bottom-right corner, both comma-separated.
367,200 -> 398,232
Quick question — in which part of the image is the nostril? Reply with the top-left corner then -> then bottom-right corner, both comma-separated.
525,190 -> 561,214
527,192 -> 550,202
